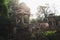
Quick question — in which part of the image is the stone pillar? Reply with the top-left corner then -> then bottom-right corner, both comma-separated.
21,15 -> 24,25
52,21 -> 54,26
28,15 -> 30,24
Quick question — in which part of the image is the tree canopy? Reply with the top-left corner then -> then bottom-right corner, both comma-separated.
0,0 -> 9,18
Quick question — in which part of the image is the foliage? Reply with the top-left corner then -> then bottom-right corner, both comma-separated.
42,31 -> 56,36
0,0 -> 9,18
30,19 -> 37,23
44,31 -> 60,40
0,0 -> 10,40
55,15 -> 60,21
4,0 -> 8,4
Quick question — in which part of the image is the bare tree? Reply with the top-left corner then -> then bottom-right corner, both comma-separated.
37,4 -> 53,21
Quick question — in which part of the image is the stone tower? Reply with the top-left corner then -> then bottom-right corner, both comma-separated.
15,2 -> 30,25
15,2 -> 30,40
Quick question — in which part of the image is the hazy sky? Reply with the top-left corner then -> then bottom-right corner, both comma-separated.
19,0 -> 60,19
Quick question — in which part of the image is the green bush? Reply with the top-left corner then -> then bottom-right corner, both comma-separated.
42,31 -> 56,36
42,31 -> 60,40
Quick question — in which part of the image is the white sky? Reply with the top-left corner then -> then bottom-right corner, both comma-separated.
19,0 -> 60,19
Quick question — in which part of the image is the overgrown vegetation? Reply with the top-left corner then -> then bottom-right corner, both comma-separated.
42,31 -> 56,36
0,0 -> 60,40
